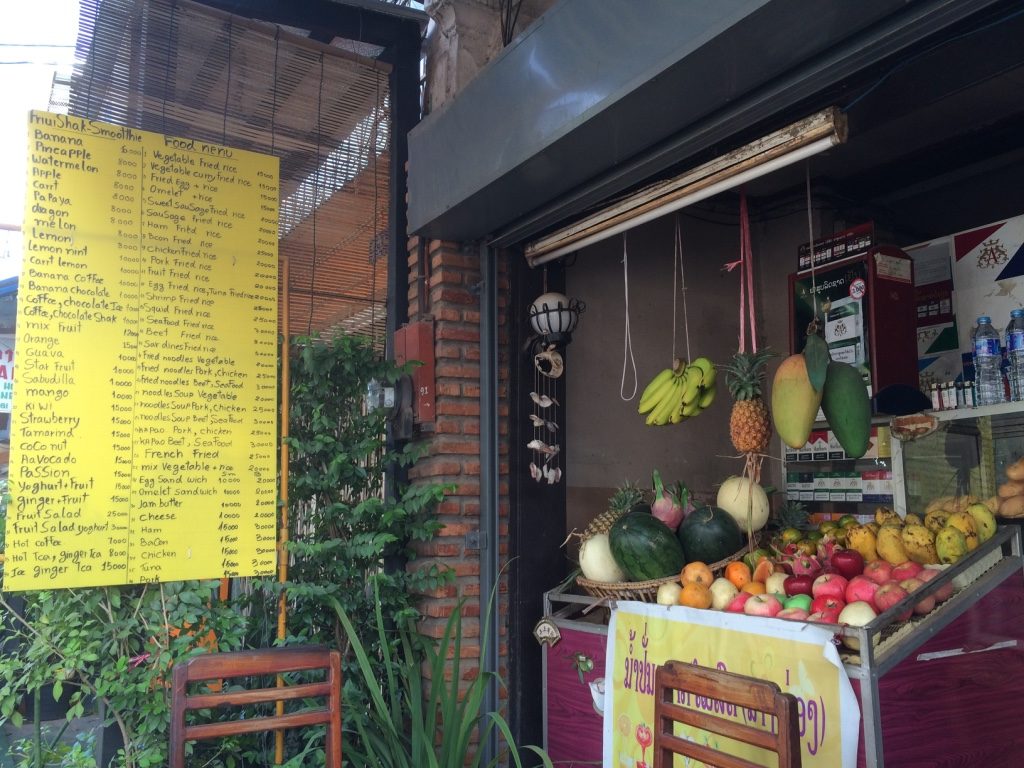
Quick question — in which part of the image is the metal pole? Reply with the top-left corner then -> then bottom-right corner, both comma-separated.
275,257 -> 291,765
479,241 -> 500,763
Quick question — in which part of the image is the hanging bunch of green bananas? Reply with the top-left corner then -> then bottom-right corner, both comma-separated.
637,357 -> 717,426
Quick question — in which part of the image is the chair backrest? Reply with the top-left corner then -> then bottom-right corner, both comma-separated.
169,645 -> 342,768
653,660 -> 801,768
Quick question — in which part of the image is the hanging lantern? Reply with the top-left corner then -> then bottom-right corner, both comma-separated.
528,291 -> 584,346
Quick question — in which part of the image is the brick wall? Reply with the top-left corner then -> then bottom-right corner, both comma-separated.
405,235 -> 511,692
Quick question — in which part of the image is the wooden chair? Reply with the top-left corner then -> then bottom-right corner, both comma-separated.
169,646 -> 342,768
654,660 -> 801,768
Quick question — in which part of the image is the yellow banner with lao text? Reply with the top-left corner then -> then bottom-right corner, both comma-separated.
604,602 -> 859,767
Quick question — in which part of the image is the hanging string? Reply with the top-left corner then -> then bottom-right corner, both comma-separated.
736,196 -> 748,354
307,52 -> 325,337
804,163 -> 820,333
672,215 -> 692,363
740,193 -> 758,353
620,233 -> 638,400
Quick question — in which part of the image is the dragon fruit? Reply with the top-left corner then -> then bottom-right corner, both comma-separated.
650,469 -> 692,531
770,539 -> 823,578
787,555 -> 823,578
816,534 -> 841,565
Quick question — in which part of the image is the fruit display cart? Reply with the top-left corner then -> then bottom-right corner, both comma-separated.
541,524 -> 1024,768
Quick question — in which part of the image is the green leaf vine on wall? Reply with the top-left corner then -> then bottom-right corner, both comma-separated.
270,332 -> 455,740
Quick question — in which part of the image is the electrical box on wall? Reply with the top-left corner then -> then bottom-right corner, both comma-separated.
789,246 -> 919,396
394,319 -> 435,428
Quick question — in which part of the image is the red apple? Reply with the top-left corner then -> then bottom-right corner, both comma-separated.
830,549 -> 865,579
899,577 -> 936,615
743,593 -> 784,618
784,574 -> 814,597
726,592 -> 754,613
838,601 -> 878,650
777,607 -> 811,621
811,594 -> 846,614
918,567 -> 954,602
891,561 -> 923,581
873,580 -> 911,621
845,575 -> 880,608
812,573 -> 848,601
807,607 -> 842,624
862,560 -> 893,585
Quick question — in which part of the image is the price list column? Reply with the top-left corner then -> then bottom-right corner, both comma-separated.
250,168 -> 279,571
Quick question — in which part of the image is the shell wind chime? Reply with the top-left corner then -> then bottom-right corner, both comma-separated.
526,283 -> 584,485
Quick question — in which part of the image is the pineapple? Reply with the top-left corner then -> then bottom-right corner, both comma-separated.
721,349 -> 775,454
583,480 -> 646,539
775,500 -> 809,530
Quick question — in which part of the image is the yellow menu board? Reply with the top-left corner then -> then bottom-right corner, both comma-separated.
3,111 -> 279,590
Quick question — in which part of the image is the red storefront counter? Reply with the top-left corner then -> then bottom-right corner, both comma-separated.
542,526 -> 1024,767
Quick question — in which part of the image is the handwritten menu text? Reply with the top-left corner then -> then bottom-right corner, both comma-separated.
3,111 -> 279,590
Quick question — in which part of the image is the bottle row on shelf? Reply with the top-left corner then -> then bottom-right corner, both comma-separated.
971,311 -> 1024,406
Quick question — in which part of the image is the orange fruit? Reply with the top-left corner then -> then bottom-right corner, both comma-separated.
680,561 -> 714,588
742,581 -> 766,595
724,561 -> 752,590
752,556 -> 775,583
678,581 -> 712,609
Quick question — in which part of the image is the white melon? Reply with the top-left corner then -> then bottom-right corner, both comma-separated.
579,532 -> 626,583
716,475 -> 770,534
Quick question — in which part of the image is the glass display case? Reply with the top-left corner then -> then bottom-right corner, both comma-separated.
891,400 -> 1024,517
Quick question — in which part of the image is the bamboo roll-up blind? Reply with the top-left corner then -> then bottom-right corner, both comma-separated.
68,0 -> 392,342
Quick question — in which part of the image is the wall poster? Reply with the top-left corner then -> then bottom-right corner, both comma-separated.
3,110 -> 279,590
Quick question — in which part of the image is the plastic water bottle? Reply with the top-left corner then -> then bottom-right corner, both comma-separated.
973,316 -> 1006,406
1007,309 -> 1024,400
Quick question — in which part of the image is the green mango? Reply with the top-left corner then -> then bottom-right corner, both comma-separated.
821,361 -> 871,458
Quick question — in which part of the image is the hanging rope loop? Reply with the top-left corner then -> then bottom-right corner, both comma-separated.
673,215 -> 692,364
620,233 -> 638,400
734,191 -> 759,355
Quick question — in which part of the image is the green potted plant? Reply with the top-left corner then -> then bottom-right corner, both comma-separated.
330,583 -> 552,768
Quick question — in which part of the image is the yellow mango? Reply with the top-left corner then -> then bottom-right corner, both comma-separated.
876,524 -> 909,565
946,511 -> 979,551
771,354 -> 823,449
845,525 -> 878,562
902,524 -> 939,564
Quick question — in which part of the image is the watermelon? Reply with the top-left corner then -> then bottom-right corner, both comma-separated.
676,505 -> 744,564
608,513 -> 685,581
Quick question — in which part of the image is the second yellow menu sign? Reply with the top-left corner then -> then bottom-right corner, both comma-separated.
4,111 -> 279,590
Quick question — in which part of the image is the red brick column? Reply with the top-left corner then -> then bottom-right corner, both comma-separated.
405,236 -> 510,692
